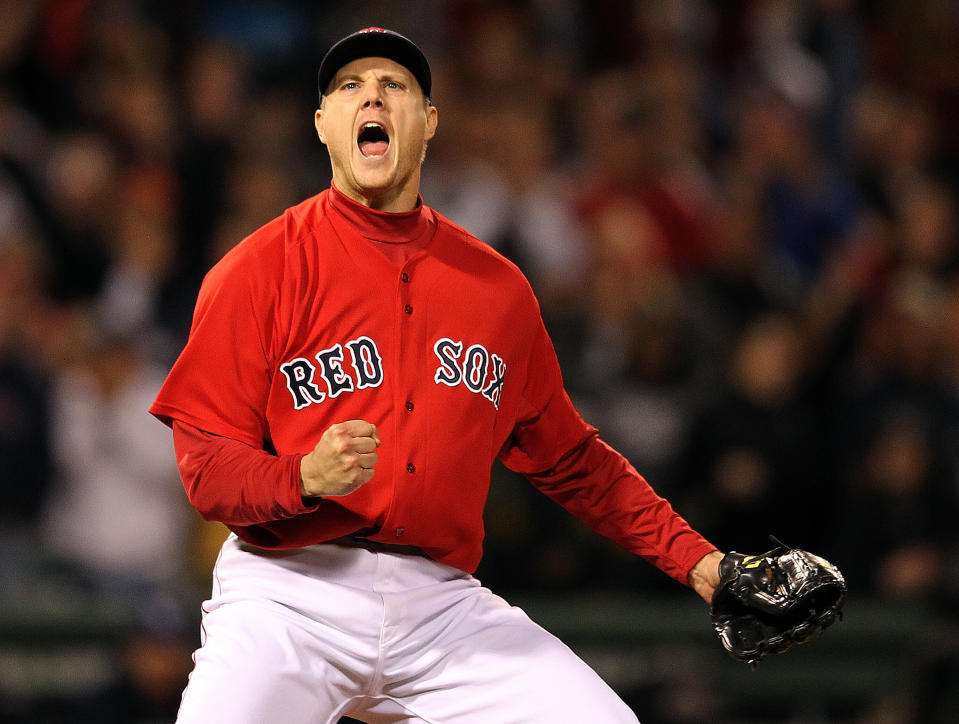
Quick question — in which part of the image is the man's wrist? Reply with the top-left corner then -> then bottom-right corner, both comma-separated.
688,550 -> 724,604
298,453 -> 322,500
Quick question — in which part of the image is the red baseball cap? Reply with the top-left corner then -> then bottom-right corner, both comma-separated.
318,27 -> 432,103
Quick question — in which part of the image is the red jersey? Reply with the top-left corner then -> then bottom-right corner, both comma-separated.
150,186 -> 716,579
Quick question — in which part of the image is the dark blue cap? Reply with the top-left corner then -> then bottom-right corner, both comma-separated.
318,27 -> 431,103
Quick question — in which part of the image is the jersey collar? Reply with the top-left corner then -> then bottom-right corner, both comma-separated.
328,183 -> 434,244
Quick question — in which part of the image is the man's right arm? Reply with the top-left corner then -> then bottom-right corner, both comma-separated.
172,420 -> 315,526
172,419 -> 382,525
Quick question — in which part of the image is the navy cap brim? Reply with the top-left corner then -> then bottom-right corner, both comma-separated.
318,28 -> 431,103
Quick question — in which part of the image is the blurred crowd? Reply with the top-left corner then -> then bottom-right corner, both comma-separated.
1,0 -> 958,721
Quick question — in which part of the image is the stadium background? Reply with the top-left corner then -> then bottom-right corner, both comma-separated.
0,0 -> 957,721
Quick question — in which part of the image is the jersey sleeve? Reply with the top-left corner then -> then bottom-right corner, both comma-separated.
497,311 -> 595,475
172,420 -> 316,526
499,315 -> 717,585
150,239 -> 279,448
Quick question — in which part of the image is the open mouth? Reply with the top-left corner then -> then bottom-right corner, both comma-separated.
358,122 -> 390,157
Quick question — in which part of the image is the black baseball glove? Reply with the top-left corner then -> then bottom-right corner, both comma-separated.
710,539 -> 847,666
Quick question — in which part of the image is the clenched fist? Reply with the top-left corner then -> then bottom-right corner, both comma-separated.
299,420 -> 381,498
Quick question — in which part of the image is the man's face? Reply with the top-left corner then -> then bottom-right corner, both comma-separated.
315,57 -> 438,211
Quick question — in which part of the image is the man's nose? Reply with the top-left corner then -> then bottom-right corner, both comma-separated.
362,86 -> 384,107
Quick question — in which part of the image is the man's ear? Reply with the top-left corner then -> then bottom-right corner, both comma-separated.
424,104 -> 438,142
314,108 -> 326,144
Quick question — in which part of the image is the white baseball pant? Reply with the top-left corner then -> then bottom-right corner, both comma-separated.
175,534 -> 640,723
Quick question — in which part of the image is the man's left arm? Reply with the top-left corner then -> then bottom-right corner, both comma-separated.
518,430 -> 720,588
498,310 -> 720,590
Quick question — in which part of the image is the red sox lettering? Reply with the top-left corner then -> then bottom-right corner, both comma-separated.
280,336 -> 384,409
279,335 -> 507,411
432,338 -> 506,410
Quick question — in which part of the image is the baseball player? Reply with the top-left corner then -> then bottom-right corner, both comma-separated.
150,28 -> 724,723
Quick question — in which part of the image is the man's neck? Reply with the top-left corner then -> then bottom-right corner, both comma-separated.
333,177 -> 421,213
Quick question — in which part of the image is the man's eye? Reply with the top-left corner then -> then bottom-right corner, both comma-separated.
342,81 -> 359,90
386,82 -> 401,90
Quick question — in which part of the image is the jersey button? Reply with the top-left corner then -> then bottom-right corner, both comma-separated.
401,272 -> 410,283
406,463 -> 416,474
403,304 -> 413,315
405,400 -> 414,412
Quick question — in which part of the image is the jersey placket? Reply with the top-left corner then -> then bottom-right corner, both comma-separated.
384,260 -> 428,542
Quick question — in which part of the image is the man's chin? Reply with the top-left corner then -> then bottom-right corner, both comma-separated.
336,175 -> 402,209
351,170 -> 395,195
335,164 -> 418,210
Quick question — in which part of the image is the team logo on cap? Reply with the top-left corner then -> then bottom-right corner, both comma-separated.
359,27 -> 387,34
